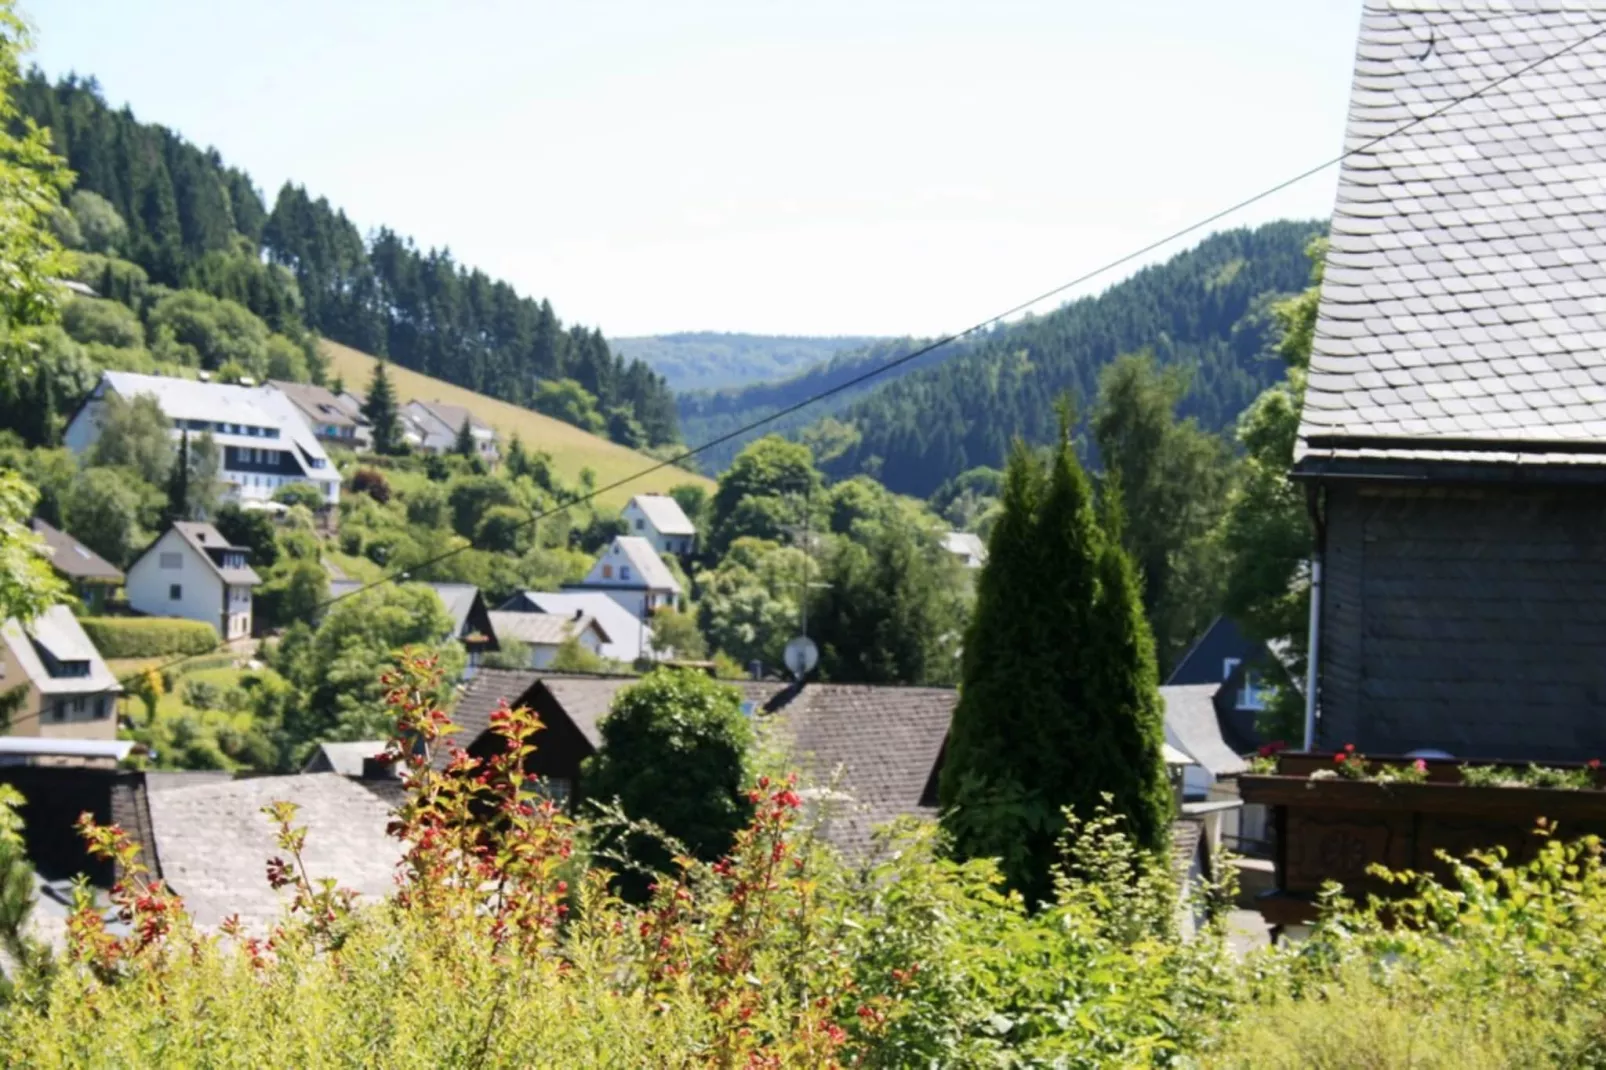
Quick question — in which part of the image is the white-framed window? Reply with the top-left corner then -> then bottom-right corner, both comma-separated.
1222,657 -> 1241,681
1237,671 -> 1268,712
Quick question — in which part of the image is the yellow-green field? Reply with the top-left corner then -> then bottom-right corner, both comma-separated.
320,340 -> 712,509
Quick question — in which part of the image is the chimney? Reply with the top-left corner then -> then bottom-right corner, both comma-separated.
573,608 -> 583,621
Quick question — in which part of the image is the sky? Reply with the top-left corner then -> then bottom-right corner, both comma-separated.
28,1 -> 1363,338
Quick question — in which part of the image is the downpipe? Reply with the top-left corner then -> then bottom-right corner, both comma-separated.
1302,484 -> 1327,752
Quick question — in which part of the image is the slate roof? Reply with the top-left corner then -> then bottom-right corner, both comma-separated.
169,522 -> 261,585
1161,683 -> 1248,778
268,380 -> 359,430
145,773 -> 404,930
502,591 -> 655,663
0,605 -> 122,696
758,683 -> 956,859
410,400 -> 492,436
440,668 -> 545,766
29,518 -> 123,583
1298,2 -> 1606,470
487,610 -> 607,647
627,494 -> 696,536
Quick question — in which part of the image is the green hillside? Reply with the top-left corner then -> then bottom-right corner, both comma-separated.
680,221 -> 1324,492
612,332 -> 884,392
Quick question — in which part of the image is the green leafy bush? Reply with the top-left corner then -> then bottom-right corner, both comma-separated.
79,616 -> 218,657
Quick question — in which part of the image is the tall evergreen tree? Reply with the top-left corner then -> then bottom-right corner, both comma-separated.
939,408 -> 1170,905
164,429 -> 190,526
364,361 -> 400,455
453,414 -> 475,458
504,432 -> 529,478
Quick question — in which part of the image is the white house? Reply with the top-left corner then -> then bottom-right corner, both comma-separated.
126,522 -> 262,640
567,536 -> 681,624
940,531 -> 987,569
486,610 -> 610,669
620,494 -> 697,557
402,399 -> 498,462
0,605 -> 122,742
497,590 -> 657,665
64,371 -> 341,507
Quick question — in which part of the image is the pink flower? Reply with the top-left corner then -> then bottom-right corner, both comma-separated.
1414,759 -> 1427,773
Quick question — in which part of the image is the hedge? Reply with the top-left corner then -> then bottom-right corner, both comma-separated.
80,617 -> 220,659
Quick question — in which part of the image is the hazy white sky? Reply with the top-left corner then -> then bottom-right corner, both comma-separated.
28,1 -> 1362,337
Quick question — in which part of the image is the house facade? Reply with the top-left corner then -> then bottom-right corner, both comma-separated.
29,518 -> 123,614
1295,2 -> 1606,761
126,523 -> 261,640
566,536 -> 682,621
65,372 -> 341,507
402,399 -> 498,462
620,494 -> 697,556
0,606 -> 122,741
486,610 -> 609,669
268,380 -> 372,451
498,590 -> 657,665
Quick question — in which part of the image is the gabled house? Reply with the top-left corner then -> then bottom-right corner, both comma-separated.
566,536 -> 682,620
939,532 -> 987,569
497,590 -> 657,665
126,523 -> 260,640
0,606 -> 122,743
29,518 -> 123,613
402,399 -> 498,462
329,581 -> 499,673
64,371 -> 342,507
1295,2 -> 1606,761
268,380 -> 372,451
486,610 -> 610,669
620,494 -> 697,557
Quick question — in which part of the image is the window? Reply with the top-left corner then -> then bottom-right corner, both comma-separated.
169,584 -> 182,601
159,552 -> 183,570
49,702 -> 65,723
602,564 -> 613,579
621,566 -> 632,582
95,696 -> 109,720
1222,657 -> 1241,682
1236,671 -> 1268,712
634,518 -> 644,530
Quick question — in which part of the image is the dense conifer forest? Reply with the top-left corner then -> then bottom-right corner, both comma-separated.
13,72 -> 680,447
611,332 -> 885,392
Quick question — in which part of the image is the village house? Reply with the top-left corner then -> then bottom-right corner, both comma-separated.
126,522 -> 261,641
328,581 -> 499,675
64,371 -> 342,508
0,606 -> 122,744
268,379 -> 372,451
29,518 -> 123,614
485,610 -> 610,669
939,531 -> 987,569
620,493 -> 697,557
497,590 -> 658,665
402,399 -> 498,462
1295,1 -> 1606,762
566,536 -> 682,621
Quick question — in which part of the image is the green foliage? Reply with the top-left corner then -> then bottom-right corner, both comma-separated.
649,605 -> 706,660
1459,763 -> 1597,790
62,466 -> 151,567
548,635 -> 607,673
362,360 -> 401,455
0,471 -> 67,624
60,296 -> 142,348
452,414 -> 475,457
709,435 -> 820,553
87,390 -> 173,486
940,419 -> 1171,905
67,251 -> 147,308
252,560 -> 328,633
694,537 -> 803,671
163,429 -> 220,524
474,504 -> 530,554
1092,352 -> 1233,674
272,481 -> 325,511
79,616 -> 219,657
212,503 -> 278,569
66,189 -> 126,255
145,289 -> 274,374
447,474 -> 517,540
531,377 -> 605,434
668,482 -> 709,533
583,668 -> 754,885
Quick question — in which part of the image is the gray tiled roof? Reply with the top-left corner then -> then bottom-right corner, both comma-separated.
1161,683 -> 1248,778
627,494 -> 697,536
29,518 -> 123,583
146,773 -> 403,930
169,522 -> 261,585
1298,2 -> 1606,469
487,610 -> 605,647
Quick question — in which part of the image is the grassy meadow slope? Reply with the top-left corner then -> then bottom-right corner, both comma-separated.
320,340 -> 713,509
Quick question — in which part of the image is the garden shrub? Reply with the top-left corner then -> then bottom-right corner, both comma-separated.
79,616 -> 217,658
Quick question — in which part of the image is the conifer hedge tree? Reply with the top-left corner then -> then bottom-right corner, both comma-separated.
938,410 -> 1170,905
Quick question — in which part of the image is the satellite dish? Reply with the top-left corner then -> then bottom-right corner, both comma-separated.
783,636 -> 819,679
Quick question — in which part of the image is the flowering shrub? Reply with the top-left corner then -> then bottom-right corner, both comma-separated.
1460,761 -> 1600,791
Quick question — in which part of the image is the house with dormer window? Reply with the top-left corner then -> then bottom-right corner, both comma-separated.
620,494 -> 697,557
125,523 -> 261,640
0,605 -> 122,743
566,536 -> 682,621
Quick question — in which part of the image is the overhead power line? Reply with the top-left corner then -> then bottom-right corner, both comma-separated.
116,17 -> 1606,689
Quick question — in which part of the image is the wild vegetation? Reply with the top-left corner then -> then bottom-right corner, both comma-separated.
613,331 -> 884,393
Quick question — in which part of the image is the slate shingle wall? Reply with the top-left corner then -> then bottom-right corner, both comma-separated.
1319,483 -> 1606,759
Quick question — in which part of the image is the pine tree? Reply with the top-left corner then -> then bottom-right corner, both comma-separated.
939,406 -> 1170,905
165,429 -> 191,525
454,414 -> 475,458
21,364 -> 55,447
364,361 -> 400,455
505,432 -> 529,478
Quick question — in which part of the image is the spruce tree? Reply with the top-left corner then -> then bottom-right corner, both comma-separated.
505,432 -> 529,478
364,361 -> 400,455
454,415 -> 475,457
939,410 -> 1170,905
165,429 -> 191,525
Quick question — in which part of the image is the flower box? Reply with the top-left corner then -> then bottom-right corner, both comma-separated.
1239,754 -> 1606,930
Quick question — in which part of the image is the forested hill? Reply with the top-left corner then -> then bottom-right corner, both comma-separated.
612,332 -> 884,392
682,221 -> 1323,492
14,73 -> 679,447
